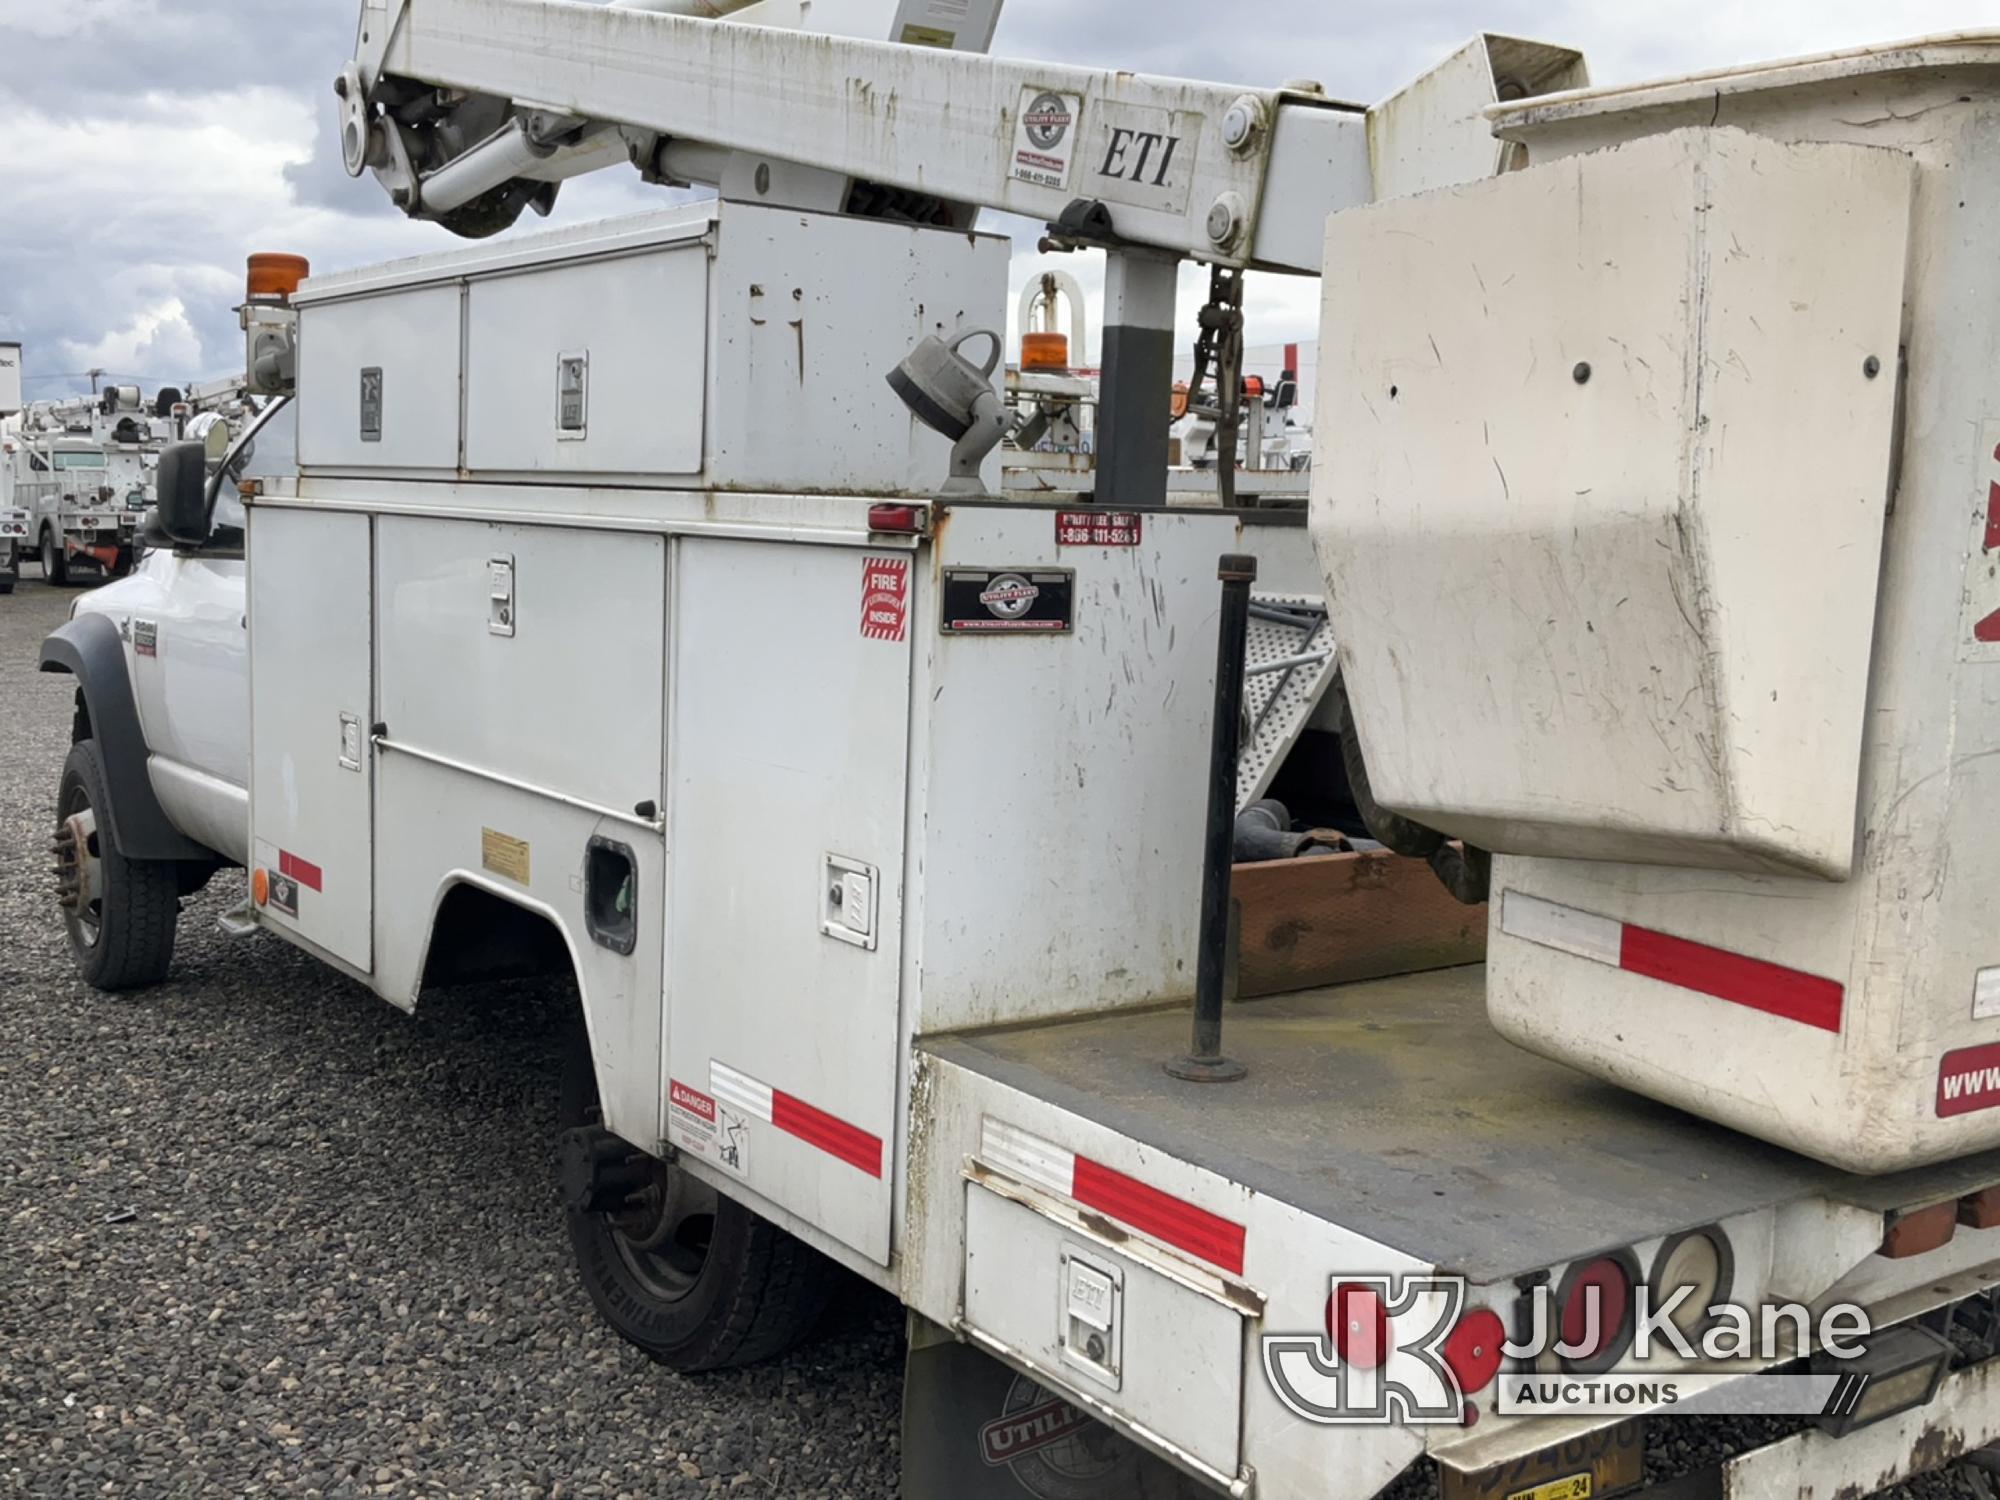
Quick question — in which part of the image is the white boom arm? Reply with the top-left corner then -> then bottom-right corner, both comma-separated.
339,0 -> 1584,271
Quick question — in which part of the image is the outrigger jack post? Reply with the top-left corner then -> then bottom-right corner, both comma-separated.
1168,553 -> 1256,1084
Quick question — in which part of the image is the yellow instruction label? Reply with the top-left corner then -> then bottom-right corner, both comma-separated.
481,828 -> 531,885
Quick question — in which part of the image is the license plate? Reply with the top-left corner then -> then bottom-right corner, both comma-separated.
1440,1420 -> 1645,1500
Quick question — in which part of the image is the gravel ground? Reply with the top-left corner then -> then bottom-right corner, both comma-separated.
0,575 -> 905,1497
1,569 -> 1994,1499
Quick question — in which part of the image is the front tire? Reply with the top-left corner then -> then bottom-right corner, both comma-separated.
41,528 -> 68,585
559,1036 -> 833,1371
54,740 -> 180,989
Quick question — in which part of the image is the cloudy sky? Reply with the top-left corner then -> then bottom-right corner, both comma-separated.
3,0 -> 1998,399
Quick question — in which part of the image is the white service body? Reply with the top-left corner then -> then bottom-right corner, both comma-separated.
1312,41 -> 2000,1173
251,199 -> 1313,1268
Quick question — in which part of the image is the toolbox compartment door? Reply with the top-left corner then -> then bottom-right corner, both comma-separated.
962,1179 -> 1246,1487
463,245 -> 707,478
247,507 -> 374,970
296,285 -> 461,472
664,538 -> 910,1266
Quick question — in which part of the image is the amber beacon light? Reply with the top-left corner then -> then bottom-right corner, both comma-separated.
246,252 -> 312,303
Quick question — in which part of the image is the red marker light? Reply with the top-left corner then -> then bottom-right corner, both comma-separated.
867,504 -> 926,534
1442,1308 -> 1507,1393
1326,1283 -> 1389,1369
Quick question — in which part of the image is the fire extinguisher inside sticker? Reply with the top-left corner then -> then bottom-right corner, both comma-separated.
861,555 -> 910,642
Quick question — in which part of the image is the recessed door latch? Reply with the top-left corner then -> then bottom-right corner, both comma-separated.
822,854 -> 878,950
489,555 -> 516,637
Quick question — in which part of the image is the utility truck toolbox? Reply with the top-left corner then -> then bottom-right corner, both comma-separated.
1312,41 -> 2000,1173
39,0 -> 2000,1495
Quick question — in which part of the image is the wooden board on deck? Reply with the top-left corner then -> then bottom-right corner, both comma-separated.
1232,850 -> 1485,998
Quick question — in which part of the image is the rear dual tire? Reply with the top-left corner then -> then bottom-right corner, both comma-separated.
560,1036 -> 833,1371
41,529 -> 68,586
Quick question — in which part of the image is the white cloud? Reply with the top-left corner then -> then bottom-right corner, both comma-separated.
9,0 -> 2000,396
55,296 -> 206,378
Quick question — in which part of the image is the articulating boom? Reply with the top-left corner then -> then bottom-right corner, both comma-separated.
339,0 -> 1585,271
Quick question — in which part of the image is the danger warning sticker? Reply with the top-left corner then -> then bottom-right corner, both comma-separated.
861,555 -> 910,642
670,1079 -> 750,1175
1011,87 -> 1082,191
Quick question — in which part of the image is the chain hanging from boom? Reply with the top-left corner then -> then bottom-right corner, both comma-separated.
1184,266 -> 1246,508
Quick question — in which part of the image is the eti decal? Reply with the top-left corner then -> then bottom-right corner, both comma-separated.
1080,103 -> 1199,215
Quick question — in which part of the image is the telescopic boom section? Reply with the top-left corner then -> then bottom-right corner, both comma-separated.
341,0 -> 1586,269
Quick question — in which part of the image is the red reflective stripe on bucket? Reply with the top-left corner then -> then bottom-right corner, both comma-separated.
278,850 -> 322,892
1071,1155 -> 1246,1275
1501,892 -> 1844,1033
770,1089 -> 883,1178
1618,923 -> 1843,1033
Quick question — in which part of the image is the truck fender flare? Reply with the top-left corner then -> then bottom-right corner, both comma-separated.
39,613 -> 216,863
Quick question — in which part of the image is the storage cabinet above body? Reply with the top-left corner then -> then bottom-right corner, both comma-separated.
294,201 -> 1009,496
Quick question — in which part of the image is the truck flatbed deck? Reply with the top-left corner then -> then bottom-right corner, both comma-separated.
928,965 -> 2000,1283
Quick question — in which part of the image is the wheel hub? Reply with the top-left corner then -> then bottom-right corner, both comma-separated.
52,808 -> 99,921
556,1124 -> 657,1216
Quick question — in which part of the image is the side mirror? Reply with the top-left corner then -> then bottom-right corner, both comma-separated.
152,441 -> 210,547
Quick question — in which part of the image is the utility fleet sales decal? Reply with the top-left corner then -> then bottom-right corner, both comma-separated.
1012,88 -> 1081,190
941,568 -> 1075,634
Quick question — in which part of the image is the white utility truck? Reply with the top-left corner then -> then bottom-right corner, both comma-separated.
39,3 -> 2000,1496
13,386 -> 178,582
0,341 -> 22,591
0,450 -> 27,593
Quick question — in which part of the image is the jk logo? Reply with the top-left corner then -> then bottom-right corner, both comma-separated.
1261,1276 -> 1469,1426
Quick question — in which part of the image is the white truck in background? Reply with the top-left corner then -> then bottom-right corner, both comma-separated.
0,340 -> 22,591
34,3 -> 2000,1496
14,385 -> 185,583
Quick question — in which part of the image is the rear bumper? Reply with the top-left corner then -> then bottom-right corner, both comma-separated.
1646,1357 -> 1998,1497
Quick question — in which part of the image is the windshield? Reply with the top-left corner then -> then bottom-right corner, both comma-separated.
54,451 -> 107,470
210,397 -> 295,531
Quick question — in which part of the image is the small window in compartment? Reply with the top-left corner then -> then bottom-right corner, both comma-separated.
584,837 -> 638,956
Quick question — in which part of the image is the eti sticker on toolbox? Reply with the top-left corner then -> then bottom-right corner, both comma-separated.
942,568 -> 1075,634
669,1079 -> 750,1176
1012,88 -> 1081,190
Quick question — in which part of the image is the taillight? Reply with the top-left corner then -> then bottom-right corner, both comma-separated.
1326,1283 -> 1388,1369
1557,1252 -> 1639,1372
1442,1308 -> 1507,1394
1649,1226 -> 1733,1340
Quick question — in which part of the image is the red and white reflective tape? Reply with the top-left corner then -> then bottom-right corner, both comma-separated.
709,1060 -> 883,1178
1499,891 -> 1844,1034
981,1118 -> 1246,1275
279,849 -> 323,892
